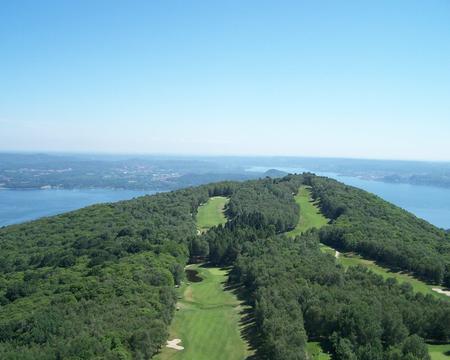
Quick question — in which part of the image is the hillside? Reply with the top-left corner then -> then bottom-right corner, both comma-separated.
156,196 -> 252,360
308,175 -> 450,286
0,174 -> 449,359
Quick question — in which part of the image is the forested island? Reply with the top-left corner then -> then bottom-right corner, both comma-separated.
0,174 -> 449,359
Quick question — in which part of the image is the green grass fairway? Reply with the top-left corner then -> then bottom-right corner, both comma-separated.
306,342 -> 331,360
287,186 -> 449,357
196,196 -> 229,233
334,252 -> 449,300
288,186 -> 450,301
428,344 -> 450,359
287,188 -> 331,358
157,197 -> 250,359
155,265 -> 252,360
319,243 -> 336,256
287,186 -> 329,238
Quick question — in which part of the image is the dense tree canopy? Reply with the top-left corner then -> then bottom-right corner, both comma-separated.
0,174 -> 448,359
203,174 -> 449,359
306,175 -> 450,285
226,176 -> 302,232
0,186 -> 214,359
232,233 -> 448,359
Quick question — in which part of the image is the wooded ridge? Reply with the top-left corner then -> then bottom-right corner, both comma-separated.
0,174 -> 448,359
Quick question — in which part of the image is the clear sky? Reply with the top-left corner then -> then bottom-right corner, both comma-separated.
1,1 -> 449,161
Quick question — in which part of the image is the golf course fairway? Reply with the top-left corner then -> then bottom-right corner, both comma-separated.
287,185 -> 329,237
155,265 -> 252,360
290,187 -> 449,300
288,187 -> 450,358
287,187 -> 332,359
156,196 -> 251,359
428,344 -> 450,360
196,196 -> 229,233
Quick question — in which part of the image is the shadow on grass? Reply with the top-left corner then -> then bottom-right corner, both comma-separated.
223,281 -> 264,360
307,337 -> 333,359
198,261 -> 231,269
194,262 -> 263,359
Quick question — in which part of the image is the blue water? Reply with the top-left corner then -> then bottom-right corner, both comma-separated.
2,171 -> 450,230
0,189 -> 155,227
248,166 -> 450,229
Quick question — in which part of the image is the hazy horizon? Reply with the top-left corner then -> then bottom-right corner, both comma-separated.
2,150 -> 450,164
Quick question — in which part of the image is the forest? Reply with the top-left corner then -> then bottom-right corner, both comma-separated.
0,185 -> 215,359
0,174 -> 449,359
202,175 -> 450,359
306,175 -> 450,286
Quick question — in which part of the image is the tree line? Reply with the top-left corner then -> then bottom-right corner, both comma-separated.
0,185 -> 217,359
305,174 -> 450,286
200,174 -> 449,360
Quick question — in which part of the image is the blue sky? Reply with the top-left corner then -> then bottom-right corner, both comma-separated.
1,1 -> 449,160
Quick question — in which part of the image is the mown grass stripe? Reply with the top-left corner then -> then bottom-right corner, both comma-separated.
196,196 -> 229,232
156,265 -> 252,360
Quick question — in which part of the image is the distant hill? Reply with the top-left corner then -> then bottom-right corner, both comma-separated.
263,168 -> 288,178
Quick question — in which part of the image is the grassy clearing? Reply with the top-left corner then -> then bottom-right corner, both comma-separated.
287,186 -> 329,238
288,186 -> 449,357
428,344 -> 450,359
290,187 -> 447,299
286,187 -> 331,359
306,342 -> 331,360
328,250 -> 448,301
157,196 -> 250,359
319,243 -> 336,257
291,185 -> 450,300
196,196 -> 229,233
155,265 -> 252,360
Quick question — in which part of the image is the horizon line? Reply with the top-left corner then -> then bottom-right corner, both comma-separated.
1,149 -> 450,164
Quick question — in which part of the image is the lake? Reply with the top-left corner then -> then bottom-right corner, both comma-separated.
0,188 -> 155,227
2,171 -> 450,230
247,166 -> 450,229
